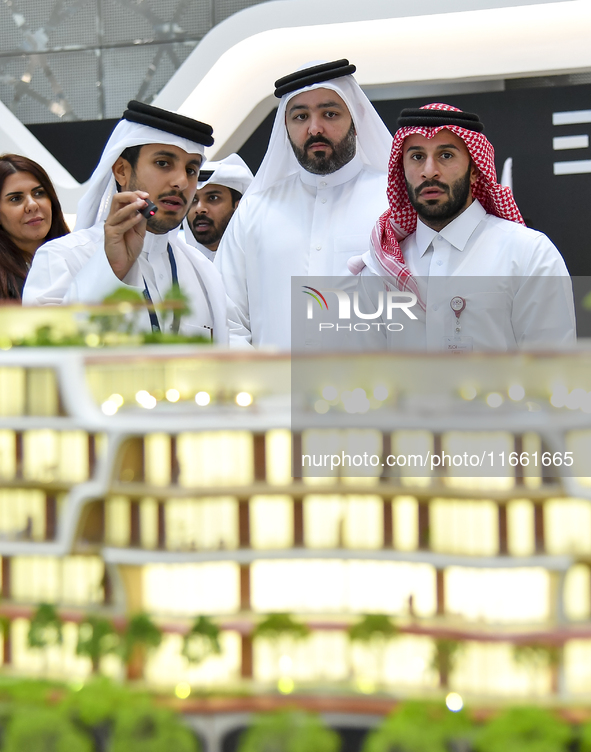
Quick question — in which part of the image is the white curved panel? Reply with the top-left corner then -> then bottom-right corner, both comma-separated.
154,0 -> 591,159
0,0 -> 586,211
0,99 -> 87,213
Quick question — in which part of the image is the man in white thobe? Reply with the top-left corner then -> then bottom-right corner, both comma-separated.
183,154 -> 253,262
349,103 -> 575,350
23,100 -> 228,343
215,59 -> 392,349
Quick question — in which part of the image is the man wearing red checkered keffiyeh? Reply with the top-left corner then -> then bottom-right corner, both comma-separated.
373,104 -> 523,300
349,102 -> 575,348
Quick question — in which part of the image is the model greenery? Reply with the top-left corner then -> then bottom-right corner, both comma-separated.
0,682 -> 583,752
513,642 -> 561,694
61,677 -> 140,752
76,614 -> 119,674
3,708 -> 93,752
122,613 -> 163,680
347,614 -> 398,642
431,638 -> 463,688
5,285 -> 209,347
347,614 -> 399,688
182,615 -> 222,665
252,613 -> 310,640
362,701 -> 473,752
0,677 -> 199,752
237,710 -> 341,752
110,702 -> 200,752
474,706 -> 572,752
27,603 -> 63,649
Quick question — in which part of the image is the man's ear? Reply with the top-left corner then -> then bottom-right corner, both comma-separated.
112,156 -> 133,191
470,162 -> 479,187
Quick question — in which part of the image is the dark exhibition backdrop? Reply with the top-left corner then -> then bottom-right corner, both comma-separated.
240,83 -> 591,278
28,81 -> 591,332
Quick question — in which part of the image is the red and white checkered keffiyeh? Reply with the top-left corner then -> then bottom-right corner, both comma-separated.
370,103 -> 525,307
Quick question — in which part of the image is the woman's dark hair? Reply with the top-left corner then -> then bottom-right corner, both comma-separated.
0,153 -> 70,300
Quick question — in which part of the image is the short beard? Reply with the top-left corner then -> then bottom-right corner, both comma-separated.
406,165 -> 472,229
128,171 -> 188,235
289,121 -> 356,175
191,210 -> 235,250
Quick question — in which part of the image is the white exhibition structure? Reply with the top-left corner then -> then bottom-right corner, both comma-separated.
0,0 -> 588,213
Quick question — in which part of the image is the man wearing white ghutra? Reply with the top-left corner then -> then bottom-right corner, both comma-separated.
215,59 -> 392,349
24,101 -> 229,342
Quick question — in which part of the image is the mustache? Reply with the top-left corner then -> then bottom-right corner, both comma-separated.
304,134 -> 334,150
415,180 -> 450,196
156,190 -> 187,206
192,215 -> 213,229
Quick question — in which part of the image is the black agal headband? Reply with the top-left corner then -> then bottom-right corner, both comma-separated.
123,100 -> 215,147
397,108 -> 484,133
274,59 -> 357,98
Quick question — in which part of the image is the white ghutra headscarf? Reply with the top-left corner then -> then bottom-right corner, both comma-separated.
197,153 -> 253,195
75,120 -> 208,231
246,60 -> 392,197
183,153 -> 253,249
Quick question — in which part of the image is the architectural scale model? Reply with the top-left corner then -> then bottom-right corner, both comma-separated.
1,342 -> 591,703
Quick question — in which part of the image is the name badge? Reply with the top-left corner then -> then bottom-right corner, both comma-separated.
443,336 -> 473,353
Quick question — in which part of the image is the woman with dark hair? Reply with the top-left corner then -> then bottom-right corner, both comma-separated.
0,154 -> 69,300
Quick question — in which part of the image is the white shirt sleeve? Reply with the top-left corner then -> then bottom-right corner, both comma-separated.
23,228 -> 143,306
63,248 -> 144,304
22,235 -> 99,306
512,232 -> 576,348
22,243 -> 61,305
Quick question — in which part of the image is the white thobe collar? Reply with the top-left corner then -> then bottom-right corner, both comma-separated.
142,229 -> 173,259
194,240 -> 216,262
415,198 -> 486,256
121,227 -> 175,291
299,152 -> 363,189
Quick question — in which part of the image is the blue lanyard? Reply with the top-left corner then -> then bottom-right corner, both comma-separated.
142,244 -> 180,334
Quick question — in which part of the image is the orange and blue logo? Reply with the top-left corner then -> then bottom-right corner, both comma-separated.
302,285 -> 329,310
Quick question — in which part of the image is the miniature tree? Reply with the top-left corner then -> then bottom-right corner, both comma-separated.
27,603 -> 63,674
110,702 -> 200,752
513,642 -> 561,695
91,288 -> 145,338
160,283 -> 192,333
76,615 -> 119,674
61,677 -> 139,752
3,707 -> 93,752
252,614 -> 310,684
347,614 -> 398,687
362,701 -> 472,752
475,706 -> 571,752
0,615 -> 11,664
576,715 -> 591,752
252,613 -> 310,641
182,615 -> 222,665
431,638 -> 463,688
121,613 -> 162,681
237,710 -> 340,752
